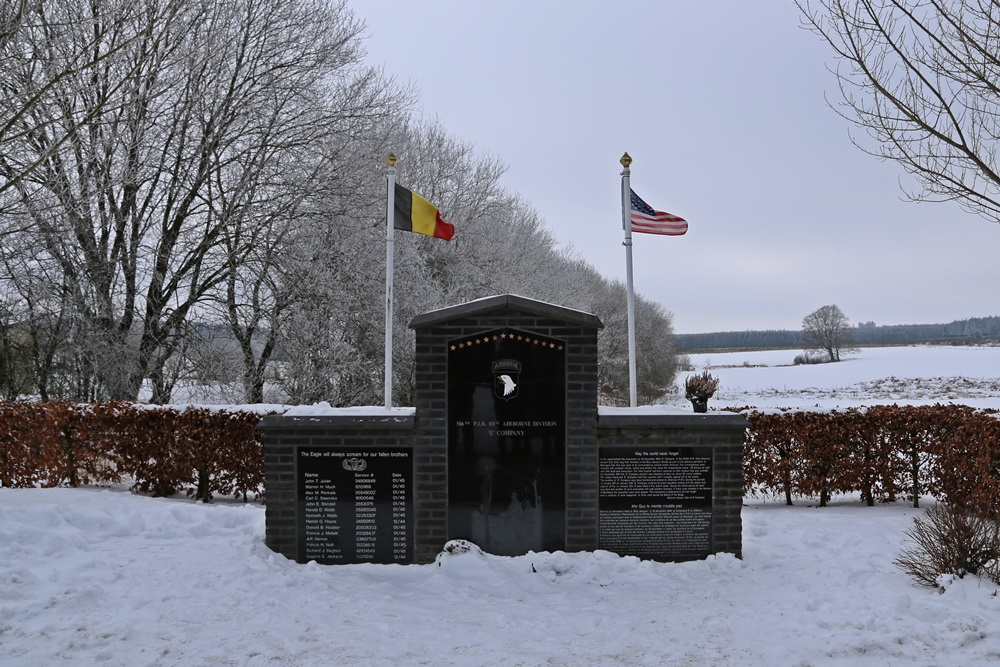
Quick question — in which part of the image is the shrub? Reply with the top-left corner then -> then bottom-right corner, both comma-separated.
742,409 -> 799,505
113,407 -> 190,497
40,402 -> 123,488
927,410 -> 1000,518
0,401 -> 47,487
684,371 -> 719,401
793,411 -> 851,507
0,401 -> 270,502
742,405 -> 996,512
793,352 -> 827,365
894,503 -> 1000,588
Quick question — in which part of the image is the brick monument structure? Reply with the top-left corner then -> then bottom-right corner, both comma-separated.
259,294 -> 747,564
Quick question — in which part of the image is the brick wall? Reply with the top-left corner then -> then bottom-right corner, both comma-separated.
410,295 -> 602,560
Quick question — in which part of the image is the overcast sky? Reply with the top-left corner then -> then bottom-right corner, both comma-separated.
358,0 -> 999,334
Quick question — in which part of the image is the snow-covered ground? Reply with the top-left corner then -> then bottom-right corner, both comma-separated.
2,345 -> 1000,666
3,488 -> 998,666
672,344 -> 1000,410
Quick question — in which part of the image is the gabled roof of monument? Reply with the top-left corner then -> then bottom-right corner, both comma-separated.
408,294 -> 603,329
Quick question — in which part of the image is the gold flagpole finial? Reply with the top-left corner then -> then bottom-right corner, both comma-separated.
620,152 -> 632,168
386,153 -> 398,167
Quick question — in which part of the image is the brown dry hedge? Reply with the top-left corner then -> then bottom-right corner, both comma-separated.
741,404 -> 1000,517
0,401 -> 271,502
2,402 -> 997,514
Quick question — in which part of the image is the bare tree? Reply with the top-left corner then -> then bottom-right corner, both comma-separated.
274,197 -> 393,406
802,304 -> 855,362
270,117 -> 614,407
253,112 -> 681,408
211,69 -> 408,404
0,295 -> 33,399
0,1 -> 33,46
798,0 -> 1000,223
1,0 -> 398,402
3,2 -> 682,407
0,243 -> 78,400
0,0 -> 183,205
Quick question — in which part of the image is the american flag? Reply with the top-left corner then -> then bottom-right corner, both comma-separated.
629,189 -> 687,236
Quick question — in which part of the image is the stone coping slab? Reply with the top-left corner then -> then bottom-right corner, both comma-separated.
408,293 -> 603,329
598,409 -> 750,430
257,413 -> 415,430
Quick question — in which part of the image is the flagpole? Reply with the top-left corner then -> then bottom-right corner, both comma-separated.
384,153 -> 397,409
620,152 -> 638,408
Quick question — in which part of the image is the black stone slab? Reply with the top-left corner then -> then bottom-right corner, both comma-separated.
598,446 -> 713,561
296,446 -> 412,564
447,328 -> 566,555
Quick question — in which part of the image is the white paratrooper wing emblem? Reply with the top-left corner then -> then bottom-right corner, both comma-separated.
343,458 -> 366,472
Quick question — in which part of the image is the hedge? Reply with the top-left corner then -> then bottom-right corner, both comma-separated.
741,405 -> 1000,516
0,401 -> 270,502
2,402 -> 997,514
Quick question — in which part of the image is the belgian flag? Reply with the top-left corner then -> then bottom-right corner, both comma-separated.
393,183 -> 455,241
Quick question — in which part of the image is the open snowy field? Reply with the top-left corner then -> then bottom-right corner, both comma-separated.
2,345 -> 1000,666
671,344 -> 1000,410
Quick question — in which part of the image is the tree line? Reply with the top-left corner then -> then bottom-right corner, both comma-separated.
0,0 -> 678,406
677,315 -> 1000,352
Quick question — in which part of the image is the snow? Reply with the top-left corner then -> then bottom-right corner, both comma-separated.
2,345 -> 1000,666
2,489 -> 998,666
673,344 -> 1000,410
282,402 -> 415,417
599,405 -> 694,416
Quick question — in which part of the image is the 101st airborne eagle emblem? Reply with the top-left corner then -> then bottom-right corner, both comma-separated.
492,359 -> 522,401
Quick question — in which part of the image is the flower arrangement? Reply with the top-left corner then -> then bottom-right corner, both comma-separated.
684,370 -> 720,402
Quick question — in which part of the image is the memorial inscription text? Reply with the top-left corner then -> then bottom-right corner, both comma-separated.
296,446 -> 412,564
598,447 -> 713,561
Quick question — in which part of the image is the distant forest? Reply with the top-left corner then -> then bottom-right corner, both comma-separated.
676,316 -> 1000,352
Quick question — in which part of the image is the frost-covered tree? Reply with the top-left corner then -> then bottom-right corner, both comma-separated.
2,1 -> 680,404
570,270 -> 677,406
0,0 -> 402,402
0,0 -> 183,206
268,115 -> 680,408
203,41 -> 407,404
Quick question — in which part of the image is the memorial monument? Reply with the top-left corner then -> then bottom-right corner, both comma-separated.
259,294 -> 747,565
